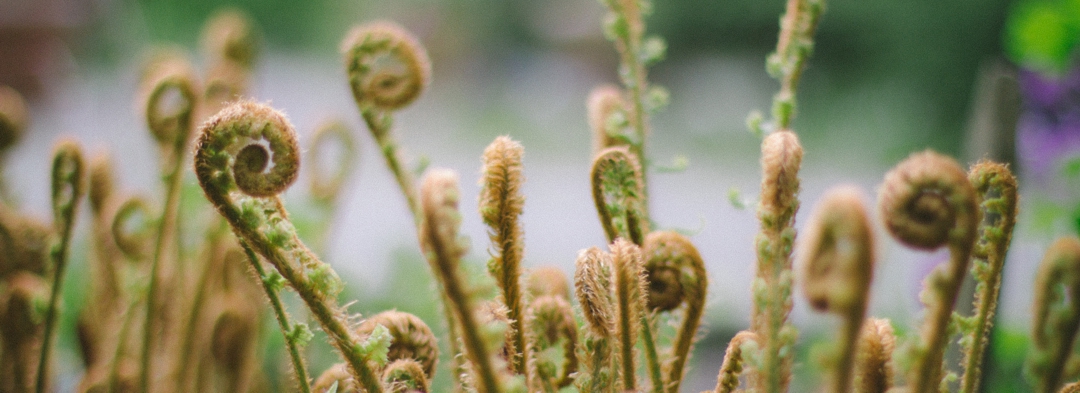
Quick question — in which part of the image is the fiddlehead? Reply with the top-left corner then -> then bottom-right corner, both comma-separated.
111,196 -> 154,261
480,135 -> 527,375
574,247 -> 617,393
1027,236 -> 1080,393
0,85 -> 27,154
587,85 -> 632,155
418,169 -> 501,393
750,129 -> 803,393
200,8 -> 259,70
611,238 -> 647,391
36,139 -> 87,393
357,310 -> 440,380
526,266 -> 571,301
308,119 -> 358,206
344,21 -> 431,112
641,231 -> 707,393
798,186 -> 874,393
139,55 -> 200,392
383,359 -> 430,392
958,161 -> 1018,393
852,318 -> 896,393
194,100 -> 382,393
713,330 -> 761,393
878,150 -> 979,393
524,295 -> 579,391
591,147 -> 648,246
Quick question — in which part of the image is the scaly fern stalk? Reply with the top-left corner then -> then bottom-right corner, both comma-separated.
35,140 -> 86,393
852,318 -> 896,393
958,161 -> 1018,393
713,331 -> 761,393
610,238 -> 647,391
194,100 -> 384,393
878,151 -> 979,393
574,247 -> 618,393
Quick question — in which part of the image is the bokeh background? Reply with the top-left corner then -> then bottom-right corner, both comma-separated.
3,0 -> 1079,391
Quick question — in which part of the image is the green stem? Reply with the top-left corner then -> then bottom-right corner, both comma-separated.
640,314 -> 664,393
239,241 -> 312,393
34,234 -> 74,393
138,158 -> 184,393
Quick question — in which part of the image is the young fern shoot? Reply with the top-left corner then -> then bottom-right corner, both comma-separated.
878,151 -> 979,393
193,100 -> 386,393
343,20 -> 431,220
641,231 -> 707,393
35,140 -> 86,393
958,161 -> 1018,393
574,247 -> 618,393
419,169 -> 503,393
750,130 -> 803,393
1027,236 -> 1080,393
138,56 -> 200,392
479,136 -> 528,376
798,186 -> 874,393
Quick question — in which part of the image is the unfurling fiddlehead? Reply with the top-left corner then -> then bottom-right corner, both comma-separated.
958,161 -> 1018,393
343,20 -> 431,218
611,238 -> 647,391
479,136 -> 528,375
524,295 -> 579,392
751,129 -> 803,393
798,186 -> 874,393
139,55 -> 199,392
713,330 -> 761,393
383,359 -> 430,392
1027,236 -> 1080,393
878,150 -> 979,393
574,247 -> 616,393
194,100 -> 383,393
0,85 -> 27,155
111,196 -> 154,261
308,120 -> 358,206
357,310 -> 440,380
200,8 -> 259,70
419,169 -> 501,393
36,140 -> 87,393
587,85 -> 632,155
526,266 -> 571,301
852,318 -> 896,393
591,147 -> 648,246
641,231 -> 707,393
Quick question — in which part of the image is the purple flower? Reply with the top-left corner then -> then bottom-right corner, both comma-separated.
1016,66 -> 1080,184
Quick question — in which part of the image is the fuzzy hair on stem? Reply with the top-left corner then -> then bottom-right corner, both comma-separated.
750,129 -> 803,393
852,318 -> 896,393
194,100 -> 384,393
611,238 -> 647,391
958,160 -> 1018,393
878,150 -> 979,393
479,135 -> 528,376
1027,236 -> 1080,393
798,185 -> 874,393
419,168 -> 502,393
713,330 -> 761,393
